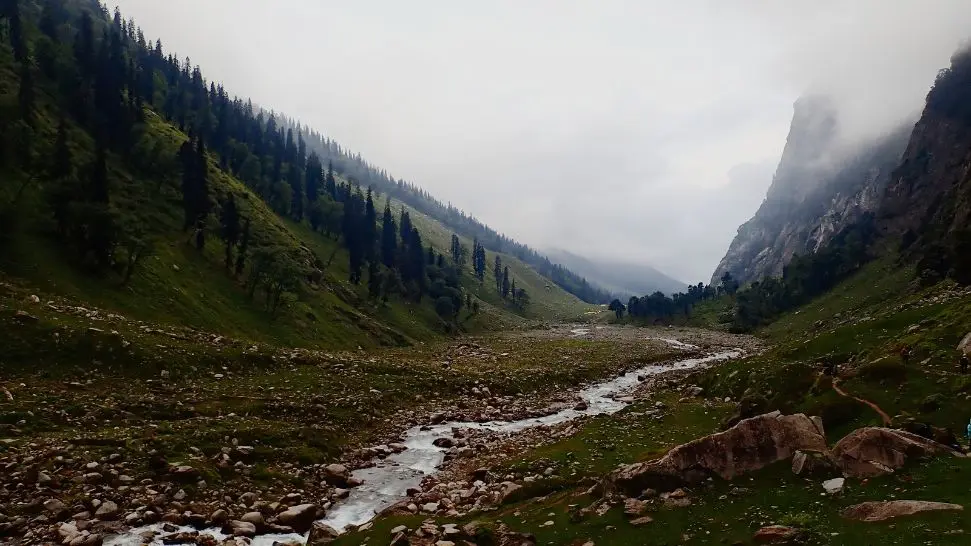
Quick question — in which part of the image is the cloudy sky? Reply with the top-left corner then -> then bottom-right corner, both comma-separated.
113,0 -> 971,282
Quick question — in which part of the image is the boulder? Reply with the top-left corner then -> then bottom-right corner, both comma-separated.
209,509 -> 229,525
842,500 -> 963,522
498,483 -> 523,504
94,500 -> 119,520
240,511 -> 264,528
227,520 -> 256,537
307,522 -> 340,545
832,427 -> 960,477
606,412 -> 827,495
790,449 -> 836,476
322,464 -> 350,487
822,477 -> 844,495
958,331 -> 971,355
753,525 -> 800,543
276,503 -> 320,532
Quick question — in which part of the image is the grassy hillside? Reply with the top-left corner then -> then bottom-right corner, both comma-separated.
0,2 -> 592,350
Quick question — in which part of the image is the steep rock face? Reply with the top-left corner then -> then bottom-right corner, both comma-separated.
878,48 -> 971,254
712,96 -> 911,285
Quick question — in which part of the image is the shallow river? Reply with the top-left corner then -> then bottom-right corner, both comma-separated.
107,346 -> 741,546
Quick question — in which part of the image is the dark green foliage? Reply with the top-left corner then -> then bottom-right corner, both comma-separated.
608,298 -> 625,319
219,193 -> 240,269
501,266 -> 510,299
380,201 -> 396,268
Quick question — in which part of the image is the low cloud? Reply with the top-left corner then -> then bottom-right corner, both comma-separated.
114,0 -> 971,281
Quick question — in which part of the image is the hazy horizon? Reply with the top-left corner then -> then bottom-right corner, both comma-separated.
111,0 -> 971,282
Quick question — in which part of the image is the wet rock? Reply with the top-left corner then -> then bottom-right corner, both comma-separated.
606,412 -> 827,495
322,464 -> 349,487
832,427 -> 959,477
433,437 -> 455,448
276,503 -> 320,532
753,525 -> 799,543
307,522 -> 340,545
227,520 -> 256,537
240,511 -> 264,528
842,500 -> 964,522
574,401 -> 589,411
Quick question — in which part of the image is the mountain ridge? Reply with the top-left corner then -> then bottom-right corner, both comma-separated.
544,247 -> 686,298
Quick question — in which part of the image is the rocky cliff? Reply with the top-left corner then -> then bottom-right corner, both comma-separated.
712,96 -> 911,285
878,47 -> 971,260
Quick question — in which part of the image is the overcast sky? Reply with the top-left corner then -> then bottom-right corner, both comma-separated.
113,0 -> 971,282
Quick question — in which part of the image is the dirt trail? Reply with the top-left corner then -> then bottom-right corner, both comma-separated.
832,378 -> 892,425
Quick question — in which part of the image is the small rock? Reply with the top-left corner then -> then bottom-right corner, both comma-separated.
822,477 -> 845,495
94,501 -> 119,520
754,525 -> 799,543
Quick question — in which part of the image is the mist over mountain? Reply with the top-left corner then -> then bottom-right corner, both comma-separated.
712,96 -> 914,285
545,248 -> 686,298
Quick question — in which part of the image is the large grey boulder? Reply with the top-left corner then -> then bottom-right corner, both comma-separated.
842,500 -> 963,522
606,412 -> 827,495
831,427 -> 960,477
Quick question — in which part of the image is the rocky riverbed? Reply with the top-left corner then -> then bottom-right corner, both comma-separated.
0,304 -> 758,545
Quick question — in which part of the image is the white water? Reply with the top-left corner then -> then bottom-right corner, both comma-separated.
106,347 -> 741,546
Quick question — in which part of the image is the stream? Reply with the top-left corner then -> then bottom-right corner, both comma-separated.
106,346 -> 742,546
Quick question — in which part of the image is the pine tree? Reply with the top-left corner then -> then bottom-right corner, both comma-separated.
7,0 -> 27,63
494,255 -> 502,292
502,267 -> 510,299
381,201 -> 396,268
179,138 -> 195,230
325,161 -> 337,200
427,244 -> 435,266
220,194 -> 240,269
364,187 -> 377,262
17,61 -> 34,126
51,114 -> 72,180
367,261 -> 381,300
234,218 -> 250,277
409,228 -> 425,301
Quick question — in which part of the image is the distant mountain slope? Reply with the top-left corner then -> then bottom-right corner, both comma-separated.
544,248 -> 686,297
275,118 -> 613,304
712,95 -> 912,285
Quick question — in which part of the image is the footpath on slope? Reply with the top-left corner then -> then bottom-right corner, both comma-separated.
832,378 -> 892,425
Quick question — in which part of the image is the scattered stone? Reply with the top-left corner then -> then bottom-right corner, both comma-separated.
240,511 -> 264,527
323,464 -> 350,486
630,516 -> 653,527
